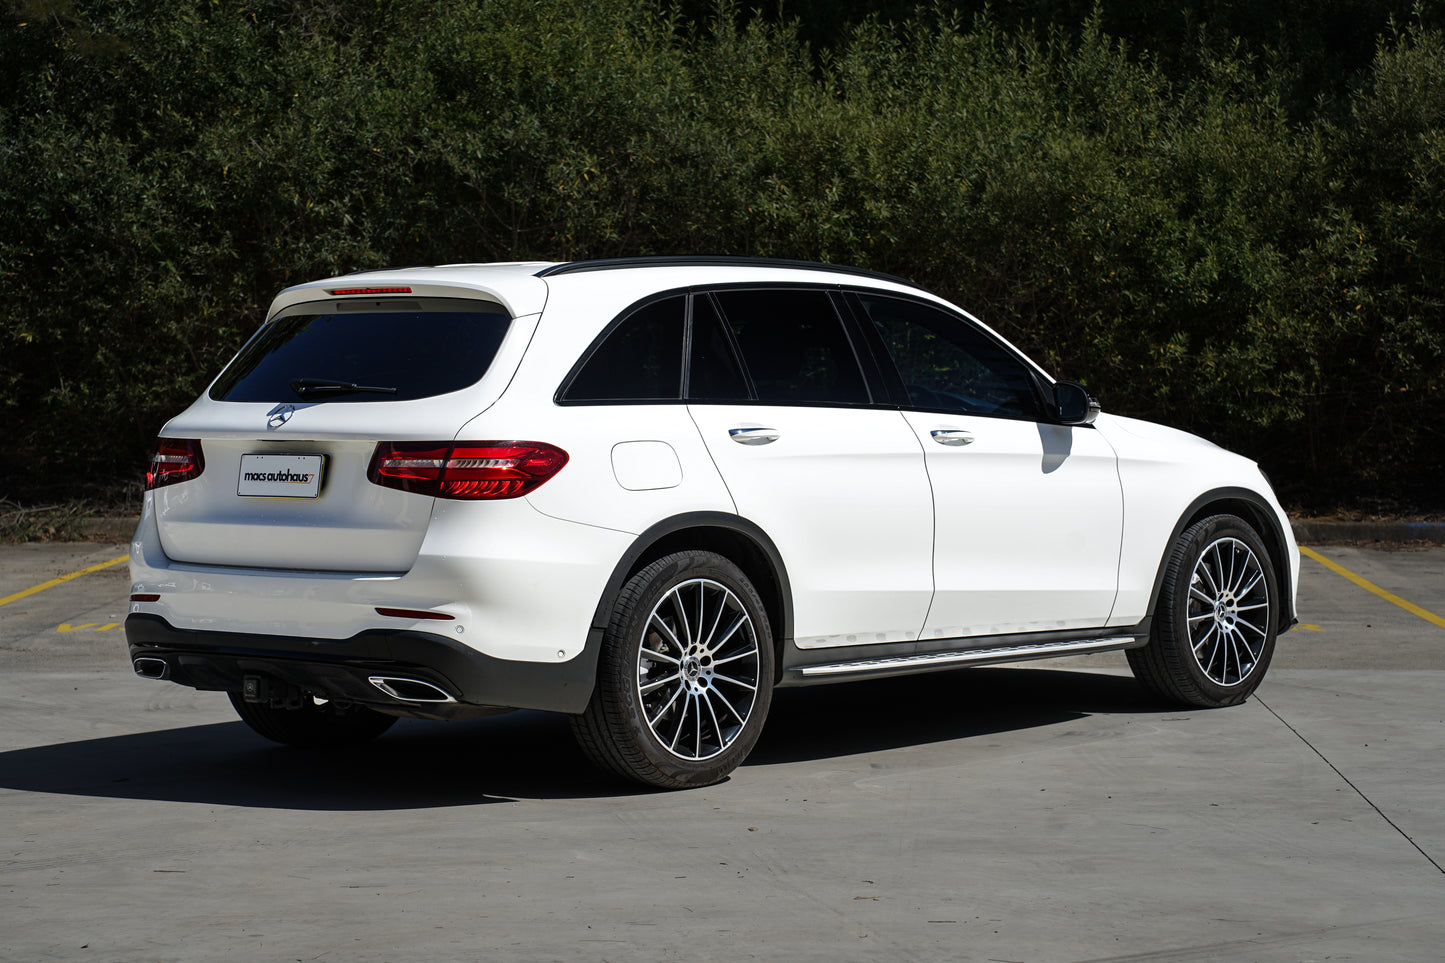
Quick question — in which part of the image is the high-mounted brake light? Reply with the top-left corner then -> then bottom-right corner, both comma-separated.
368,442 -> 569,500
145,438 -> 205,491
329,286 -> 413,295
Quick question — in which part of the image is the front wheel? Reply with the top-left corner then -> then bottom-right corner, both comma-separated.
229,693 -> 397,749
1127,514 -> 1279,708
571,550 -> 774,789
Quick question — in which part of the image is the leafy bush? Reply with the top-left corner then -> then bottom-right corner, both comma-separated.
1,0 -> 1441,510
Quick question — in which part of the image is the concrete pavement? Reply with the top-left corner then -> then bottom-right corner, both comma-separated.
1,542 -> 1442,961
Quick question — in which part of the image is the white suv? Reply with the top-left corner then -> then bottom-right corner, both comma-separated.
127,257 -> 1299,788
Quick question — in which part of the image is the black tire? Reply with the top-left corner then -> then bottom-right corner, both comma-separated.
1128,514 -> 1279,708
228,693 -> 397,749
571,550 -> 775,789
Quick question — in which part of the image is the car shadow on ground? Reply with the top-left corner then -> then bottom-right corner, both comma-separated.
749,665 -> 1154,766
0,667 -> 1165,810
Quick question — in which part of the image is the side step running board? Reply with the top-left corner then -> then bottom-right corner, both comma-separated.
796,635 -> 1139,679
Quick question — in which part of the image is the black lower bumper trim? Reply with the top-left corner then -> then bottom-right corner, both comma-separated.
124,614 -> 596,715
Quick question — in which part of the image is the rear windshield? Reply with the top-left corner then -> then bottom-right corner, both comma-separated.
209,297 -> 512,403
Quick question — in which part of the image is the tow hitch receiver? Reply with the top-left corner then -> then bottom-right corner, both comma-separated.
242,675 -> 306,709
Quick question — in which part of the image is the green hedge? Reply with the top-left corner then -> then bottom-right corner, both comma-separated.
2,0 -> 1441,509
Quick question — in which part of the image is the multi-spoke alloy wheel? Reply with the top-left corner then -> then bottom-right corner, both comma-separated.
637,578 -> 762,761
572,550 -> 774,788
1128,514 -> 1280,708
1186,537 -> 1270,686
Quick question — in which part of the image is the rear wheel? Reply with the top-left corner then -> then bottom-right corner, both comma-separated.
572,550 -> 774,789
229,693 -> 397,749
1128,514 -> 1279,708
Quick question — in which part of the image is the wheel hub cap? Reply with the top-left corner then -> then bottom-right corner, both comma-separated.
681,653 -> 712,692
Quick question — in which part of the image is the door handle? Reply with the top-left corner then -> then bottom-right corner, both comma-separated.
930,429 -> 974,447
729,427 -> 780,445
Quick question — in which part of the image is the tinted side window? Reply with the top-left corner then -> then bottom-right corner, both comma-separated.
563,296 -> 685,401
210,298 -> 511,403
712,290 -> 869,405
687,295 -> 751,401
858,295 -> 1044,420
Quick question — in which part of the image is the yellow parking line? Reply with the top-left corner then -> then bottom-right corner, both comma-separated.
1300,546 -> 1445,630
0,554 -> 130,608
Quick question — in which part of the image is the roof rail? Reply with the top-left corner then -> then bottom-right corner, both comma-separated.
534,256 -> 922,289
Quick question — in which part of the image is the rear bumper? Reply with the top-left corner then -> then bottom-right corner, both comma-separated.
128,495 -> 632,667
125,613 -> 596,715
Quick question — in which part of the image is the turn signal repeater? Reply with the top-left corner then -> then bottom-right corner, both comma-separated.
367,442 -> 569,499
145,438 -> 205,490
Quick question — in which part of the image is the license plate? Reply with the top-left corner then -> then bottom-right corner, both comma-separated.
237,454 -> 325,498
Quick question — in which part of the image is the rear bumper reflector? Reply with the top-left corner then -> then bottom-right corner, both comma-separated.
374,607 -> 454,620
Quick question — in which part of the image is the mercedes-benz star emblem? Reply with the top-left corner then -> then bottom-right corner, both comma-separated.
266,404 -> 295,430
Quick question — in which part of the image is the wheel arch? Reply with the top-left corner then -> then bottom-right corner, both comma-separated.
1145,487 -> 1295,634
587,512 -> 794,679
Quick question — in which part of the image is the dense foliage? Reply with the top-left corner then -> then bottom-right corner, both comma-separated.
2,0 -> 1442,510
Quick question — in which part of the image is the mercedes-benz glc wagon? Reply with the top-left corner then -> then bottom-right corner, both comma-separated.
126,257 -> 1299,788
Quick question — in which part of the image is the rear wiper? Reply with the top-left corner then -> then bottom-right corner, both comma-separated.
289,378 -> 399,399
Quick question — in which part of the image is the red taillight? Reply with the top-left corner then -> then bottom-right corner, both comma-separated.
368,442 -> 569,499
145,439 -> 204,491
329,286 -> 412,295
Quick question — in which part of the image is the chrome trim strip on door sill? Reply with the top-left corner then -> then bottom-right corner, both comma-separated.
797,635 -> 1138,678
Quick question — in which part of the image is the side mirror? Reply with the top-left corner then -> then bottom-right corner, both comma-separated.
1054,382 -> 1100,425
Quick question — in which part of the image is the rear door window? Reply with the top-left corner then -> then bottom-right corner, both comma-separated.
210,297 -> 512,403
711,290 -> 871,405
686,295 -> 751,402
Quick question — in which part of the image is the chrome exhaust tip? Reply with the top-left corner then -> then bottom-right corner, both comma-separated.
368,676 -> 457,704
133,657 -> 168,680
